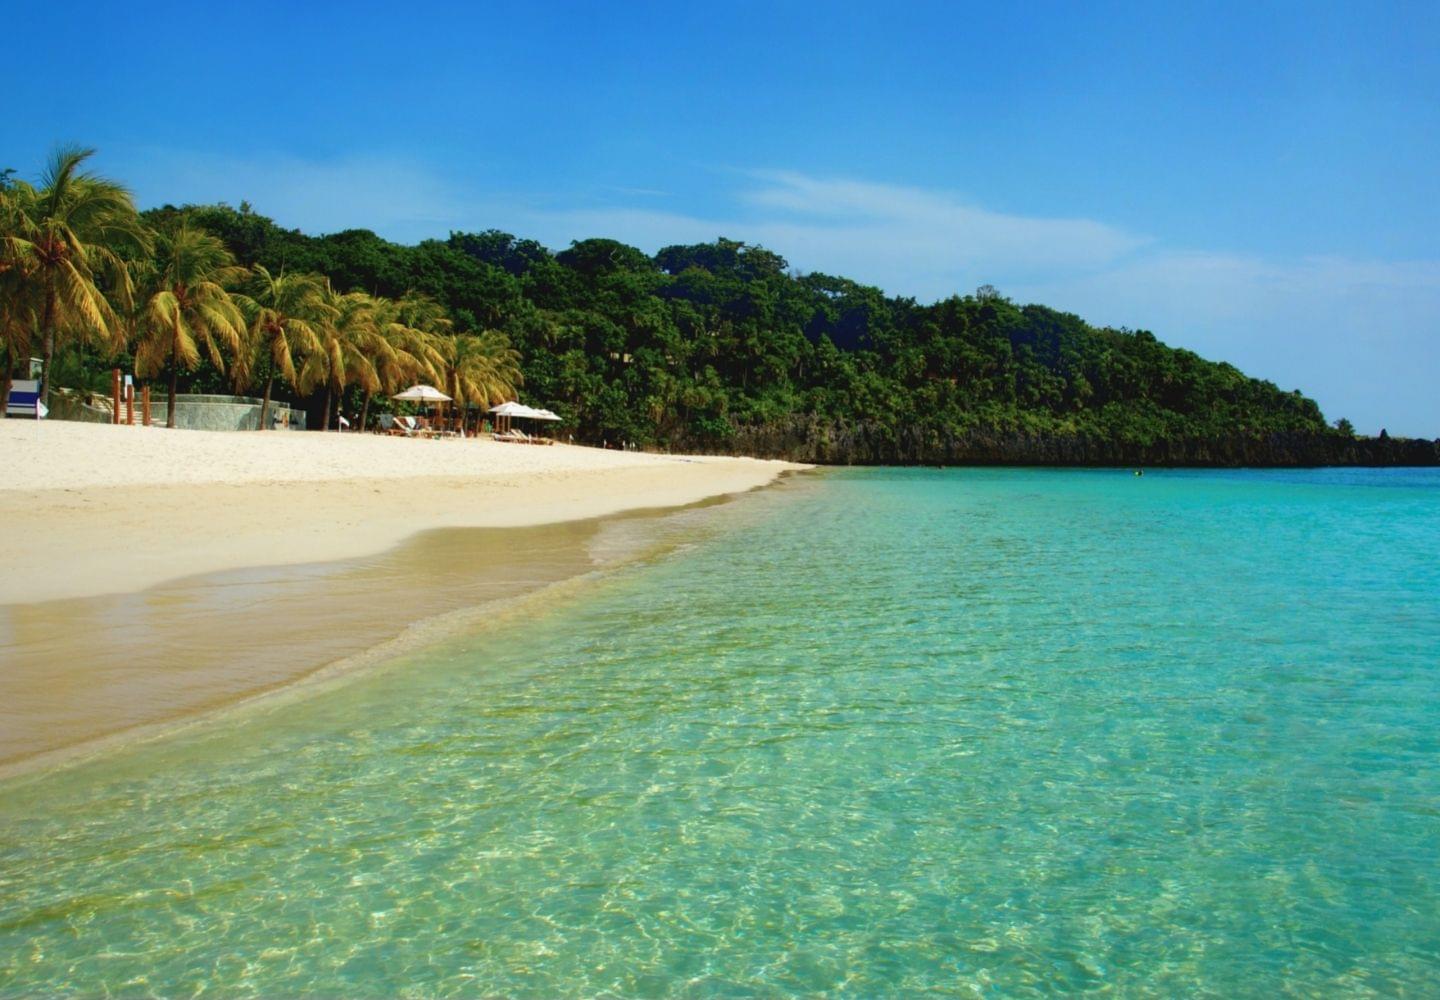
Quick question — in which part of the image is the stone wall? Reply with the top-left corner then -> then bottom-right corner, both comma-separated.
20,390 -> 308,431
78,393 -> 307,431
44,391 -> 112,424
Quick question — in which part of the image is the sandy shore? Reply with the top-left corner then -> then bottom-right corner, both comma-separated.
0,421 -> 808,777
1,421 -> 806,605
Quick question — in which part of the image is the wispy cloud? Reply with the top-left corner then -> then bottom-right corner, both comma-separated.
536,171 -> 1148,294
115,148 -> 488,242
740,170 -> 1149,274
598,185 -> 671,199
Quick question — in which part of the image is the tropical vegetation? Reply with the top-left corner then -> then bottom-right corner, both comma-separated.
0,148 -> 523,431
131,222 -> 247,426
0,147 -> 148,410
3,146 -> 1419,465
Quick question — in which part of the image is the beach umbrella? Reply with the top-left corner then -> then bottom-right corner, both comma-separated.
393,384 -> 452,403
488,400 -> 561,434
489,402 -> 560,421
392,384 -> 453,432
488,400 -> 520,432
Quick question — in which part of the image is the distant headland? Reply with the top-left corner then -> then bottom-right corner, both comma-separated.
5,150 -> 1433,465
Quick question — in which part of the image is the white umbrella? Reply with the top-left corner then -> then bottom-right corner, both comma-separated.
488,400 -> 522,434
488,400 -> 562,435
392,384 -> 454,435
488,401 -> 533,416
490,402 -> 561,420
393,384 -> 452,403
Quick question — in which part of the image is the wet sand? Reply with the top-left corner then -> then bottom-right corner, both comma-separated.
0,503 -> 724,778
0,421 -> 809,777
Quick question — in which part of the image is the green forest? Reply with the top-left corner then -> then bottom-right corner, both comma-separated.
5,149 -> 1434,465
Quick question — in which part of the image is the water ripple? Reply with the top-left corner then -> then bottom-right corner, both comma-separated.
2,468 -> 1439,996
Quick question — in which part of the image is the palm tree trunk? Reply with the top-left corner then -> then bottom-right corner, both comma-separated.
41,290 -> 56,409
260,375 -> 274,431
167,365 -> 179,429
450,372 -> 460,434
322,385 -> 333,433
1,341 -> 13,421
359,390 -> 372,434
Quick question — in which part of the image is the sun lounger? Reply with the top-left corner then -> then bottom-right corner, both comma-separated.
491,428 -> 556,445
379,413 -> 406,436
391,415 -> 429,437
414,416 -> 448,439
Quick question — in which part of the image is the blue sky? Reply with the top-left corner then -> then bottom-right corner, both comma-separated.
8,0 -> 1439,433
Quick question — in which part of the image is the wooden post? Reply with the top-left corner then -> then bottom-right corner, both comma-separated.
142,386 -> 152,426
125,381 -> 134,425
111,368 -> 122,424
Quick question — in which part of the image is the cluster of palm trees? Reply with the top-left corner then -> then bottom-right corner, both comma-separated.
0,146 -> 521,430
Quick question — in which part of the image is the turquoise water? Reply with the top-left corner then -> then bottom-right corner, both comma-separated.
2,467 -> 1439,997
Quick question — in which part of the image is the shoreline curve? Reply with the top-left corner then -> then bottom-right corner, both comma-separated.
0,421 -> 809,606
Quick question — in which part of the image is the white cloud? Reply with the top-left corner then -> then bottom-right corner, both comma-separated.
536,171 -> 1148,295
116,147 -> 484,242
741,170 -> 1149,274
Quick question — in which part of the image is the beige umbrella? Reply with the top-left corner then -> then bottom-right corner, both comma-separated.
393,384 -> 452,404
393,384 -> 453,432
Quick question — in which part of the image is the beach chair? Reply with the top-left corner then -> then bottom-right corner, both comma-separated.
379,413 -> 406,436
5,379 -> 45,419
392,414 -> 422,437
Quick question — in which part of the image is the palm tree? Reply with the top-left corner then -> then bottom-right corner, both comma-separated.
395,292 -> 454,405
0,183 -> 34,410
393,291 -> 453,339
0,146 -> 149,406
300,287 -> 383,432
0,284 -> 36,414
131,222 -> 248,427
238,265 -> 329,429
362,295 -> 445,431
441,330 -> 523,434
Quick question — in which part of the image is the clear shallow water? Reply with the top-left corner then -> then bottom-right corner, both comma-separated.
2,467 -> 1438,997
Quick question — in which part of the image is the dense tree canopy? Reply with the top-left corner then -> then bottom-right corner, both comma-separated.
7,150 -> 1425,463
143,201 -> 1355,462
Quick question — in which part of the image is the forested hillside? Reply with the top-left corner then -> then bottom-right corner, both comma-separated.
135,202 -> 1430,465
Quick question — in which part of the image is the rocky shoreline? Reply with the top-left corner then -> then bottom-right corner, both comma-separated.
668,419 -> 1440,467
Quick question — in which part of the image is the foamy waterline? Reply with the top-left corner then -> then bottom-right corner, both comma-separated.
0,474 -> 812,786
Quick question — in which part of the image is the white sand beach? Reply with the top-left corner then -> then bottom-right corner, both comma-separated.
0,421 -> 808,775
1,421 -> 807,605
